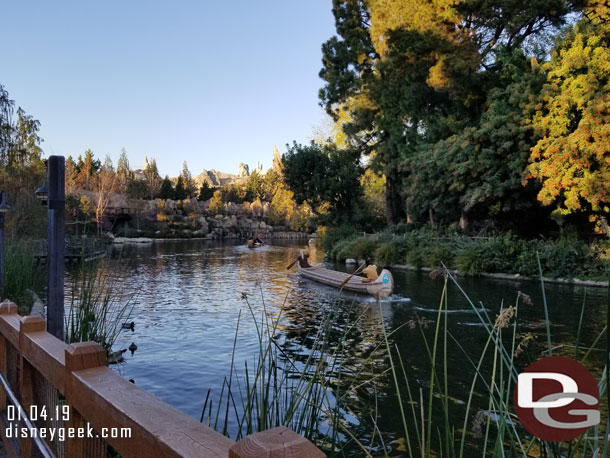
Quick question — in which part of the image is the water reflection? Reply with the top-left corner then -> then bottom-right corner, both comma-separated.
71,240 -> 607,456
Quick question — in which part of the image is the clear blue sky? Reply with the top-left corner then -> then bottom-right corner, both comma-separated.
2,1 -> 336,177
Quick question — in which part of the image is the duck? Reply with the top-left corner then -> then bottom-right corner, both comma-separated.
121,321 -> 135,331
128,342 -> 137,354
107,349 -> 127,364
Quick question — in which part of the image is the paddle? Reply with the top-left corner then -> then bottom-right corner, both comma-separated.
286,257 -> 299,270
339,263 -> 365,288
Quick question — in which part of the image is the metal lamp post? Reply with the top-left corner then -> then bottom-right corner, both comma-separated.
0,192 -> 10,299
36,156 -> 65,340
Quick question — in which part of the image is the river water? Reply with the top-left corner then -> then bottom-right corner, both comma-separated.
81,239 -> 607,456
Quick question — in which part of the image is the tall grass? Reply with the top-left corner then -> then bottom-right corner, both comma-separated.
201,290 -> 342,446
205,268 -> 608,456
376,267 -> 608,457
65,259 -> 137,353
3,240 -> 43,314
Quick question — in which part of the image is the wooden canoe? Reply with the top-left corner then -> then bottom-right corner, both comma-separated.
297,264 -> 394,298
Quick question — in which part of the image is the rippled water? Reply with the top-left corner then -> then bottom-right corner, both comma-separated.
72,239 -> 607,455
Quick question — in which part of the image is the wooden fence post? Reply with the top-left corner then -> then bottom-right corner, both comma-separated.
47,155 -> 65,341
64,342 -> 107,458
0,301 -> 15,411
18,315 -> 46,458
0,301 -> 17,412
228,426 -> 325,458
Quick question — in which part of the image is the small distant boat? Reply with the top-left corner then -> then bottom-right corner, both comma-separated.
297,263 -> 394,298
247,240 -> 263,249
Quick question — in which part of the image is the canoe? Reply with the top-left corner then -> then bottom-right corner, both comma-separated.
247,241 -> 263,249
297,263 -> 394,298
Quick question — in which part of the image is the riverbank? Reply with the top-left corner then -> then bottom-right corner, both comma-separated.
390,264 -> 608,287
111,231 -> 315,244
323,227 -> 610,283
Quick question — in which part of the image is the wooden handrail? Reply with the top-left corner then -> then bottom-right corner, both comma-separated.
0,300 -> 325,458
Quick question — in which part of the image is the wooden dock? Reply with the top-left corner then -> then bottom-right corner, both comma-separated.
34,238 -> 107,264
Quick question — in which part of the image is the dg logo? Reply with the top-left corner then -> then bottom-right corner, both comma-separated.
513,356 -> 600,441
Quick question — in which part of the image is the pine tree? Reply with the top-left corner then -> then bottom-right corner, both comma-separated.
159,176 -> 174,200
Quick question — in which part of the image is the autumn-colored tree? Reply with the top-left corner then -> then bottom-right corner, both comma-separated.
94,155 -> 119,235
528,18 -> 610,215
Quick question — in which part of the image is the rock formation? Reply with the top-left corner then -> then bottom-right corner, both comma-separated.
238,163 -> 250,177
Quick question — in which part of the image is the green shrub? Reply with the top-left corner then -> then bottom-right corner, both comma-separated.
347,237 -> 379,261
374,242 -> 404,266
425,243 -> 455,268
537,237 -> 589,279
405,245 -> 426,269
455,245 -> 486,276
320,225 -> 357,252
329,237 -> 355,261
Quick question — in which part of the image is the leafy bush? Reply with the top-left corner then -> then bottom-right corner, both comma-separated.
326,227 -> 610,280
374,242 -> 404,266
455,244 -> 486,275
405,245 -> 425,269
426,243 -> 455,268
320,225 -> 357,252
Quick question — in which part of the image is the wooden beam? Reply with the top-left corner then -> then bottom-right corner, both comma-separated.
229,426 -> 326,458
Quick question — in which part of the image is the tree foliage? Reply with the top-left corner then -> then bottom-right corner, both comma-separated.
282,142 -> 362,224
528,18 -> 610,215
318,0 -> 580,227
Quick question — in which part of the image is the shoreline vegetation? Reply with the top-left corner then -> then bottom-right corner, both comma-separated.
321,226 -> 610,284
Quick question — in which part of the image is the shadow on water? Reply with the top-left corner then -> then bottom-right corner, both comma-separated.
71,239 -> 608,455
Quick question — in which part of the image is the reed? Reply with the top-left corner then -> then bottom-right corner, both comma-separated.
205,268 -> 608,457
201,289 -> 343,447
2,240 -> 43,314
375,267 -> 608,458
65,258 -> 136,353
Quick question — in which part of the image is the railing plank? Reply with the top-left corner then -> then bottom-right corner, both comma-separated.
68,366 -> 236,458
20,331 -> 66,393
0,309 -> 325,458
0,302 -> 20,349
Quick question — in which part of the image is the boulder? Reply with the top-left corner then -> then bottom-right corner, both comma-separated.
238,163 -> 250,177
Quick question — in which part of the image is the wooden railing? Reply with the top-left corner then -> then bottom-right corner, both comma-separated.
0,301 -> 325,458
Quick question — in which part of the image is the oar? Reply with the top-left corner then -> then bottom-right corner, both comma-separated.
339,263 -> 365,288
286,257 -> 299,270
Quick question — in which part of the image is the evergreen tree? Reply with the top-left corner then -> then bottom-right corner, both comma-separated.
143,157 -> 162,199
198,181 -> 215,201
319,0 -> 577,225
174,176 -> 188,200
159,176 -> 174,199
116,148 -> 132,191
180,161 -> 196,197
